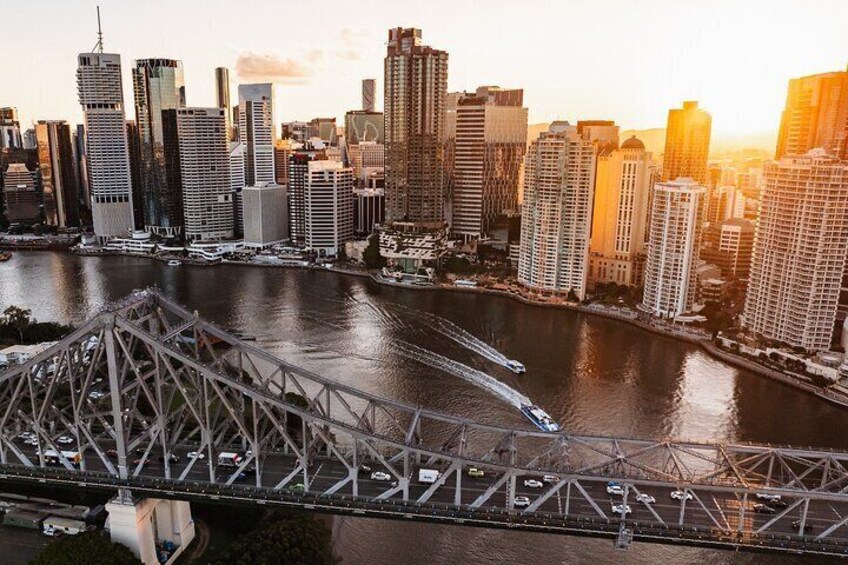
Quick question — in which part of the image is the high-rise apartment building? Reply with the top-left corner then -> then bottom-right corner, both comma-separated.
274,139 -> 292,186
348,141 -> 384,185
384,27 -> 448,226
1,163 -> 40,224
589,136 -> 653,286
35,120 -> 80,229
215,67 -> 233,141
238,83 -> 275,186
576,120 -> 619,152
162,108 -> 233,241
518,122 -> 596,300
132,58 -> 186,237
77,52 -> 135,238
776,69 -> 848,159
744,150 -> 848,351
640,178 -> 706,318
661,101 -> 711,184
0,108 -> 22,149
451,86 -> 527,240
303,160 -> 354,256
362,79 -> 376,113
288,150 -> 328,244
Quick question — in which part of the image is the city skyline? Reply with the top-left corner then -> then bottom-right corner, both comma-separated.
4,0 -> 848,151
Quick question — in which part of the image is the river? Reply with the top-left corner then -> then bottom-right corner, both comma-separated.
1,251 -> 845,564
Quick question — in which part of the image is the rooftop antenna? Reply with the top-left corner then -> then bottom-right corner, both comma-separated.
90,6 -> 104,53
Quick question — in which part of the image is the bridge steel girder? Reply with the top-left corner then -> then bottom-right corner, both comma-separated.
2,289 -> 848,556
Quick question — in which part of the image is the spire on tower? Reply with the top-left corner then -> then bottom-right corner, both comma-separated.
91,6 -> 104,53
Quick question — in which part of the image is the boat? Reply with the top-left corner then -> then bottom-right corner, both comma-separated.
520,404 -> 560,432
506,360 -> 526,374
0,251 -> 12,262
167,259 -> 181,266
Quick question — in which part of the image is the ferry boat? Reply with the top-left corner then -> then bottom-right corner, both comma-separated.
506,360 -> 526,374
520,404 -> 560,432
0,251 -> 12,262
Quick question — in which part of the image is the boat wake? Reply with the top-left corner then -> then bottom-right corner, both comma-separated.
394,341 -> 530,408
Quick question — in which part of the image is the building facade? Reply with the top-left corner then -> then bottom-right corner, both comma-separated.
238,83 -> 275,186
132,58 -> 186,237
0,108 -> 22,149
163,108 -> 233,241
362,79 -> 376,113
744,151 -> 848,351
77,52 -> 135,238
518,123 -> 596,299
354,188 -> 385,236
303,160 -> 354,256
589,136 -> 653,286
1,163 -> 40,224
699,218 -> 755,281
36,121 -> 80,229
661,101 -> 712,184
640,178 -> 706,318
215,67 -> 233,141
384,27 -> 448,226
776,70 -> 848,160
451,86 -> 527,241
345,110 -> 384,145
242,182 -> 288,247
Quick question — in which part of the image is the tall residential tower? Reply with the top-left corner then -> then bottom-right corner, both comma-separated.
661,101 -> 711,184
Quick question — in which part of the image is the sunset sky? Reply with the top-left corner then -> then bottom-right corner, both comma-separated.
3,0 -> 847,149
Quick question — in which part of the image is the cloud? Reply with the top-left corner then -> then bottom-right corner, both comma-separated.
235,52 -> 313,84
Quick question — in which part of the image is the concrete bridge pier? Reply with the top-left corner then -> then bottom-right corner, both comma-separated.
106,491 -> 196,565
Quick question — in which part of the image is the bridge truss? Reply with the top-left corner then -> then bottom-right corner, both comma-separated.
1,289 -> 848,556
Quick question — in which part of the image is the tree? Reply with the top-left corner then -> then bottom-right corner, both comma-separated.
2,305 -> 32,344
31,532 -> 141,565
362,233 -> 386,269
213,513 -> 339,565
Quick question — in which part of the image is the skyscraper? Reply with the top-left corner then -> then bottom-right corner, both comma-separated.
589,136 -> 653,286
776,69 -> 848,159
229,141 -> 246,237
744,150 -> 848,351
238,83 -> 275,186
303,160 -> 354,256
661,101 -> 711,184
162,108 -> 233,241
288,149 -> 327,245
36,120 -> 80,228
78,52 -> 135,238
699,218 -> 755,282
384,27 -> 449,226
362,78 -> 376,113
215,67 -> 233,141
640,178 -> 706,318
0,108 -> 22,149
451,86 -> 527,240
344,111 -> 384,145
576,120 -> 620,152
132,58 -> 186,237
518,122 -> 596,300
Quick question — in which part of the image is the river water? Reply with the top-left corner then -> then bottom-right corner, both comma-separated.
1,252 -> 845,565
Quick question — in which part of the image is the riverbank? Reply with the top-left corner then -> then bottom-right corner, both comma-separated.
46,248 -> 848,411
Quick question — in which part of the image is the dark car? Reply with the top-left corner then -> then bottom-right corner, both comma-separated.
769,498 -> 789,509
792,520 -> 813,534
230,472 -> 247,482
158,454 -> 179,464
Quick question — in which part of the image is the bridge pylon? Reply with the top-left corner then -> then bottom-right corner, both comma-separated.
106,493 -> 195,565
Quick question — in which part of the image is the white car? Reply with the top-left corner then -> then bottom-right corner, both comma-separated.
524,479 -> 544,489
187,451 -> 206,460
24,438 -> 38,446
88,391 -> 105,400
370,471 -> 392,481
611,503 -> 632,515
542,475 -> 560,484
514,496 -> 531,508
57,436 -> 74,445
670,489 -> 693,501
606,484 -> 625,496
755,492 -> 781,502
635,493 -> 656,504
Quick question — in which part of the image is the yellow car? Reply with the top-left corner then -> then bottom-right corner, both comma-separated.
467,468 -> 485,479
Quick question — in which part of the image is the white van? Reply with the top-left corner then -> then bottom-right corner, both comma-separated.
418,469 -> 440,484
42,517 -> 86,536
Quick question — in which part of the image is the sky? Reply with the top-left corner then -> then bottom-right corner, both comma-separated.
2,0 -> 847,149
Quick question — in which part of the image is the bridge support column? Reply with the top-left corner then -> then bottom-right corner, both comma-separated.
106,494 -> 196,565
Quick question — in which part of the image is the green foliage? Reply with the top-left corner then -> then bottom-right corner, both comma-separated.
362,233 -> 386,269
30,532 -> 141,565
211,513 -> 339,565
443,256 -> 478,275
0,305 -> 75,346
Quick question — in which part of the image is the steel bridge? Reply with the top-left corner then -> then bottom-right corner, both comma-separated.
2,289 -> 848,557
